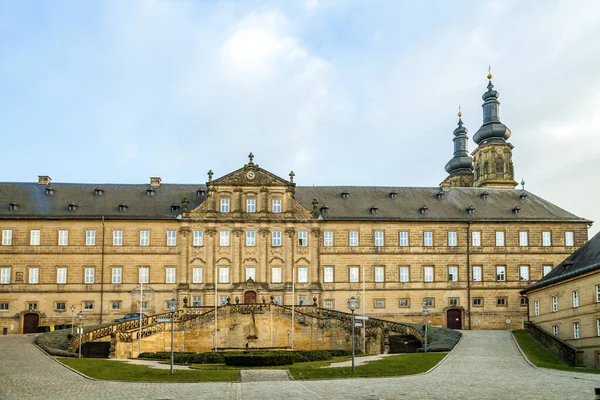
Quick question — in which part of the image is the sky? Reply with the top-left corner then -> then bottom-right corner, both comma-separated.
0,0 -> 599,237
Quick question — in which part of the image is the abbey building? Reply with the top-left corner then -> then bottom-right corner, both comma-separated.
0,75 -> 591,334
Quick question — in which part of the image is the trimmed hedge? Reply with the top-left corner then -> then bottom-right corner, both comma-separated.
138,349 -> 351,364
224,353 -> 295,367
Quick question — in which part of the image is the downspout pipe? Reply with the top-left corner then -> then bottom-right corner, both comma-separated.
100,216 -> 105,324
466,220 -> 472,330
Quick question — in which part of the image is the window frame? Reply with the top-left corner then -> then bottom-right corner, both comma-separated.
297,267 -> 308,283
399,298 -> 410,308
192,267 -> 203,284
534,300 -> 540,316
472,265 -> 482,282
565,231 -> 574,247
542,231 -> 551,247
573,321 -> 580,340
496,297 -> 508,307
473,297 -> 483,307
84,267 -> 95,284
112,267 -> 122,284
572,290 -> 579,308
399,266 -> 409,283
218,267 -> 230,283
2,229 -> 12,246
298,231 -> 308,247
246,198 -> 256,213
57,267 -> 67,284
112,230 -> 123,246
165,267 -> 176,284
58,229 -> 69,246
424,266 -> 434,282
30,229 -> 41,246
349,231 -> 359,247
323,266 -> 334,283
519,265 -> 529,281
220,231 -> 230,246
166,230 -> 177,247
139,267 -> 149,284
496,266 -> 506,282
271,267 -> 282,283
28,267 -> 39,284
423,231 -> 433,247
448,266 -> 458,282
543,265 -> 552,277
246,231 -> 256,247
552,295 -> 558,312
519,231 -> 528,247
374,266 -> 385,283
324,231 -> 334,247
471,231 -> 481,247
423,298 -> 435,307
220,198 -> 230,213
85,229 -> 96,246
495,231 -> 505,247
447,231 -> 457,247
0,267 -> 10,284
272,231 -> 282,247
349,266 -> 359,283
140,230 -> 150,246
399,231 -> 409,247
245,267 -> 256,281
193,231 -> 203,247
373,298 -> 385,309
374,231 -> 384,247
272,199 -> 282,213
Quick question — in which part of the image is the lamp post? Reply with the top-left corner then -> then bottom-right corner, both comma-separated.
167,298 -> 178,375
286,328 -> 291,348
70,305 -> 76,335
77,311 -> 84,359
347,296 -> 359,373
422,303 -> 429,353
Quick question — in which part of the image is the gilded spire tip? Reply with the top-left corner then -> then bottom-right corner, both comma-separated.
458,105 -> 462,118
487,65 -> 493,80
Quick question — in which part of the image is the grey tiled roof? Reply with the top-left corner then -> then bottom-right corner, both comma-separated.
521,232 -> 600,294
0,182 -> 590,223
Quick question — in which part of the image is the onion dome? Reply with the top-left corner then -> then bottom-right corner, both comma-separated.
445,109 -> 474,175
473,70 -> 511,145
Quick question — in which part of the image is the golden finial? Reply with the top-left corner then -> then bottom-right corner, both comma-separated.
458,105 -> 462,118
487,65 -> 493,80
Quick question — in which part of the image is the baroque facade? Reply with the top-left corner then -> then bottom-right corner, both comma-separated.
0,75 -> 592,334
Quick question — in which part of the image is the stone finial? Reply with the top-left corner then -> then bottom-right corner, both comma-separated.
208,170 -> 213,182
181,197 -> 189,212
289,170 -> 295,183
248,152 -> 254,165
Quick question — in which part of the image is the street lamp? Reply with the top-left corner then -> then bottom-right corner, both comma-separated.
77,311 -> 84,359
422,302 -> 429,353
347,296 -> 359,373
167,298 -> 178,375
70,305 -> 76,335
286,328 -> 291,348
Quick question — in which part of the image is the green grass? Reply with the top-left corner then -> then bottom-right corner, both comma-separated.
188,355 -> 354,370
512,330 -> 600,374
57,358 -> 238,382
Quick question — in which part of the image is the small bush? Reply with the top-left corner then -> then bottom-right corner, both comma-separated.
329,349 -> 352,357
296,350 -> 333,362
293,353 -> 309,363
224,353 -> 295,367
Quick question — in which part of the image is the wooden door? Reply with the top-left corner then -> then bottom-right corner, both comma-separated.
244,291 -> 257,303
446,309 -> 462,329
23,313 -> 39,333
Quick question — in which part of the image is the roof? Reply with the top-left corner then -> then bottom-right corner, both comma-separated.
521,232 -> 600,294
0,181 -> 590,223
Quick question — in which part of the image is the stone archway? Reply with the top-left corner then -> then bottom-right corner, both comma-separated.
23,313 -> 40,334
244,291 -> 257,303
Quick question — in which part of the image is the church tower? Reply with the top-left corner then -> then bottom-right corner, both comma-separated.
440,109 -> 474,188
471,71 -> 517,189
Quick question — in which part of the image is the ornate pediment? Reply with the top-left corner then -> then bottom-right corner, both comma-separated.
210,153 -> 294,188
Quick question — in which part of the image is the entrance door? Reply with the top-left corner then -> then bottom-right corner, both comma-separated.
23,313 -> 39,334
244,291 -> 257,303
446,309 -> 462,329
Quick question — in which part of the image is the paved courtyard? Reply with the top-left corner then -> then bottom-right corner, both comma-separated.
1,330 -> 599,399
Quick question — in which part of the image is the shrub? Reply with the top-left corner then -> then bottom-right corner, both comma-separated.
293,353 -> 309,363
296,350 -> 333,362
224,352 -> 295,367
329,349 -> 352,357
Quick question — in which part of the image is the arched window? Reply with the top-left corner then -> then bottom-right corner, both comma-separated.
496,157 -> 504,178
475,164 -> 481,180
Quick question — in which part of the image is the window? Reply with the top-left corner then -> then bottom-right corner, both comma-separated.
166,267 -> 176,284
323,300 -> 334,308
553,325 -> 559,337
349,266 -> 359,283
424,266 -> 434,282
572,290 -> 579,308
29,267 -> 39,284
374,299 -> 385,308
192,296 -> 202,307
298,231 -> 307,246
272,231 -> 281,247
220,231 -> 229,246
520,297 -> 528,306
324,231 -> 334,247
219,267 -> 229,283
597,285 -> 600,303
573,322 -> 580,340
193,231 -> 203,247
399,299 -> 410,308
597,319 -> 600,337
55,302 -> 66,311
246,231 -> 255,247
542,231 -> 551,247
192,267 -> 203,283
496,266 -> 505,281
245,267 -> 256,281
166,231 -> 176,246
113,230 -> 122,246
495,231 -> 505,246
112,267 -> 122,284
139,267 -> 149,284
272,267 -> 282,283
565,231 -> 574,247
138,230 -> 150,246
497,297 -> 507,307
374,266 -> 385,283
219,296 -> 228,306
2,229 -> 12,246
374,231 -> 384,247
30,230 -> 41,246
272,295 -> 281,305
272,199 -> 282,213
323,267 -> 334,283
399,231 -> 409,247
423,231 -> 433,247
246,199 -> 256,213
349,231 -> 359,247
298,295 -> 307,306
448,266 -> 458,282
552,295 -> 558,312
110,301 -> 121,310
0,267 -> 10,284
449,298 -> 459,306
423,298 -> 434,307
57,267 -> 67,284
140,301 -> 148,311
297,267 -> 308,283
58,229 -> 69,246
473,298 -> 483,307
519,231 -> 528,246
471,232 -> 481,247
472,266 -> 482,282
84,230 -> 95,246
220,199 -> 230,213
83,301 -> 94,310
534,300 -> 540,316
84,267 -> 95,284
519,266 -> 529,281
543,265 -> 552,277
448,232 -> 457,247
399,266 -> 409,283
0,302 -> 8,311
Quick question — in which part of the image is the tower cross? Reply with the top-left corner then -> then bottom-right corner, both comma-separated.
248,152 -> 254,164
289,170 -> 295,182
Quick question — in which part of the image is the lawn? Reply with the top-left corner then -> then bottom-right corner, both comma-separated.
57,358 -> 238,382
512,330 -> 600,374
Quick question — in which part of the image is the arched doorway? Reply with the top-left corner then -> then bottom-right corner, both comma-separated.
244,291 -> 257,303
446,309 -> 462,329
23,313 -> 39,333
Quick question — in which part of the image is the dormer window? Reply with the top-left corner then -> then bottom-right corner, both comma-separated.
512,206 -> 521,215
389,190 -> 398,199
341,191 -> 350,199
171,204 -> 180,212
146,187 -> 155,196
45,186 -> 55,196
320,205 -> 329,214
68,202 -> 78,212
466,205 -> 475,216
118,203 -> 128,212
94,187 -> 104,196
519,192 -> 528,200
370,205 -> 379,215
419,205 -> 429,215
196,188 -> 206,197
9,202 -> 19,211
480,191 -> 489,200
436,191 -> 445,200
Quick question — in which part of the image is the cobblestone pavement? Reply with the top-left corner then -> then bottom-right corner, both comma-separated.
1,331 -> 599,400
324,353 -> 396,368
240,370 -> 290,382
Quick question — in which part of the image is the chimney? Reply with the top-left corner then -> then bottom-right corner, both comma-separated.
38,176 -> 52,185
150,177 -> 162,187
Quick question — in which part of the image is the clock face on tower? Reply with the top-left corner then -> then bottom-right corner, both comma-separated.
246,171 -> 256,180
